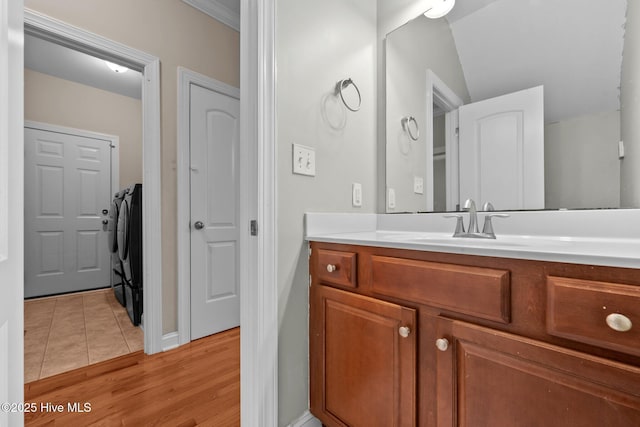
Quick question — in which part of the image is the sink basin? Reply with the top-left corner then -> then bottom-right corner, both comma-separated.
407,237 -> 527,247
380,232 -> 572,248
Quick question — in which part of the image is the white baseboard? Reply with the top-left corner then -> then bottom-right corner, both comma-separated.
288,410 -> 321,427
161,332 -> 180,351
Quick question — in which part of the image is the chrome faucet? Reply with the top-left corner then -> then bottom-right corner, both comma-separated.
445,199 -> 509,239
463,199 -> 479,233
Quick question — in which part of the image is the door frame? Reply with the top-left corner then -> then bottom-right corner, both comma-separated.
23,10 -> 164,354
240,0 -> 278,425
1,0 -> 25,423
425,69 -> 464,211
176,67 -> 240,345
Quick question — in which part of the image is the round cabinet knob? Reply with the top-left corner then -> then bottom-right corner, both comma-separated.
398,326 -> 411,338
435,338 -> 449,352
326,264 -> 337,273
606,313 -> 632,332
194,221 -> 205,230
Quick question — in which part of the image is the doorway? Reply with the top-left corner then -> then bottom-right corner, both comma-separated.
425,69 -> 464,211
23,33 -> 147,380
23,10 -> 163,370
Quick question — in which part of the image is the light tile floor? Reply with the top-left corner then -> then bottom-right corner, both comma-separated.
24,288 -> 144,383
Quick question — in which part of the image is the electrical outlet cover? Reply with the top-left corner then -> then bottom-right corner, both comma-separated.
414,176 -> 424,194
352,183 -> 362,207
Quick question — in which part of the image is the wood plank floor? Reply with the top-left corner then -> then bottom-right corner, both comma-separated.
24,327 -> 240,426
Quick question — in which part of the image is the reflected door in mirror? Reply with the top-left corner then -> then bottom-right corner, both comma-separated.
459,86 -> 544,210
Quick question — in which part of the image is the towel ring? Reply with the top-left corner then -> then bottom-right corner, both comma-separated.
335,78 -> 362,112
401,116 -> 419,141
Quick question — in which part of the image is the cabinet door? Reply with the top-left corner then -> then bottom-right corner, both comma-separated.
435,318 -> 640,426
310,284 -> 417,427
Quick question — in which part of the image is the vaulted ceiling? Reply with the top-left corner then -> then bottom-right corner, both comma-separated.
446,0 -> 627,123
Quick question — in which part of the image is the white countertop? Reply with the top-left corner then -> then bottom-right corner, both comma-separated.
305,212 -> 640,269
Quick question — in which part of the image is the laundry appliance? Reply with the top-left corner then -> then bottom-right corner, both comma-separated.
116,183 -> 143,326
107,189 -> 127,307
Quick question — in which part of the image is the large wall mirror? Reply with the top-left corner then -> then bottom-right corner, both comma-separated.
384,0 -> 635,213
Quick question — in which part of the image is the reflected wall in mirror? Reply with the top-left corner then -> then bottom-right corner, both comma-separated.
384,0 -> 640,213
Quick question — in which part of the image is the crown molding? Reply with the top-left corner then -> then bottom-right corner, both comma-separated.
183,0 -> 240,32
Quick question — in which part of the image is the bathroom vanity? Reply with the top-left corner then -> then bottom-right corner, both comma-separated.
307,213 -> 640,426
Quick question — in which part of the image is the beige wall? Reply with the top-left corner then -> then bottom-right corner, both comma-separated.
24,0 -> 240,333
25,69 -> 143,187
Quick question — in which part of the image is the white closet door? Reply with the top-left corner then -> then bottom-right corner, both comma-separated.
190,83 -> 241,340
24,126 -> 111,298
458,86 -> 544,210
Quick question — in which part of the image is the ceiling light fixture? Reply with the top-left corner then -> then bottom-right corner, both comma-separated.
424,0 -> 455,19
104,60 -> 129,73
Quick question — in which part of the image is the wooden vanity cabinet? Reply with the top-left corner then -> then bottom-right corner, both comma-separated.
310,284 -> 417,427
309,242 -> 640,427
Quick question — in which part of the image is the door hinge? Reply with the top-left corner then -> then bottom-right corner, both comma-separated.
455,127 -> 459,136
250,220 -> 258,236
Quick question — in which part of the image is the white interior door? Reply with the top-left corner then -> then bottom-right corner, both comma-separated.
458,85 -> 544,210
24,125 -> 112,298
190,83 -> 241,340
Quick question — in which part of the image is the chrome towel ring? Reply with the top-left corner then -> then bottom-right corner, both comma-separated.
401,116 -> 419,141
335,78 -> 362,112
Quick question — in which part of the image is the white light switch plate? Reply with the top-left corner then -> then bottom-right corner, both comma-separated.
292,143 -> 316,176
414,176 -> 424,194
352,183 -> 362,207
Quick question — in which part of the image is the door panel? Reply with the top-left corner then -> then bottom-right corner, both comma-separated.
190,83 -> 241,340
459,86 -> 544,210
310,284 -> 417,427
25,126 -> 112,298
436,318 -> 640,426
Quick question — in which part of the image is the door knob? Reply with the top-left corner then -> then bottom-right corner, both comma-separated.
194,221 -> 204,230
435,338 -> 449,352
102,209 -> 109,215
399,326 -> 411,338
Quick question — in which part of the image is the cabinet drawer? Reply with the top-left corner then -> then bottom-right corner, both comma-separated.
371,256 -> 510,323
315,249 -> 357,288
547,276 -> 640,356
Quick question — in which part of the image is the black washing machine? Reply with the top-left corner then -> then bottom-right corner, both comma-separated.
107,189 -> 127,307
117,183 -> 143,326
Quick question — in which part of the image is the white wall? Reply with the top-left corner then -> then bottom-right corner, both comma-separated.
276,0 -> 377,424
545,111 -> 620,209
621,0 -> 640,207
385,14 -> 469,212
